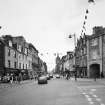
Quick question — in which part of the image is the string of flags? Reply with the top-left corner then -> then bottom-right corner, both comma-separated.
40,1 -> 96,56
39,52 -> 62,56
88,0 -> 95,3
80,0 -> 95,37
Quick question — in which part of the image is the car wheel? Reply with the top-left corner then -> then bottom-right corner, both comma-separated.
45,81 -> 48,84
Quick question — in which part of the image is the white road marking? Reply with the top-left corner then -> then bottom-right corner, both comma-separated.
82,92 -> 86,95
89,101 -> 94,104
96,98 -> 101,101
85,95 -> 90,98
91,89 -> 96,91
93,95 -> 98,98
100,104 -> 105,105
87,97 -> 92,102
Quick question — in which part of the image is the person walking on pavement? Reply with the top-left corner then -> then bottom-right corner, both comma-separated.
10,74 -> 13,84
18,73 -> 22,84
74,71 -> 77,81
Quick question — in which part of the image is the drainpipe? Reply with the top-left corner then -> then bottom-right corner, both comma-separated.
101,34 -> 103,78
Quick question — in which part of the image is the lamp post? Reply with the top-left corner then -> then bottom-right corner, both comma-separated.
68,33 -> 77,80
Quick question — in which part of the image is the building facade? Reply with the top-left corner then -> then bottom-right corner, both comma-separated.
75,35 -> 88,77
0,35 -> 45,80
58,51 -> 74,76
29,43 -> 39,77
87,26 -> 105,78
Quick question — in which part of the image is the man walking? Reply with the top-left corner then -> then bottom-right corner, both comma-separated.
74,71 -> 77,81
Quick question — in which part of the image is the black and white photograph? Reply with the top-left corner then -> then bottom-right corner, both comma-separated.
0,0 -> 105,105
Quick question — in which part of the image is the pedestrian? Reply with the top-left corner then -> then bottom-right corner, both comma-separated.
18,73 -> 22,84
10,74 -> 13,84
101,72 -> 104,79
15,75 -> 18,84
74,71 -> 77,81
34,75 -> 37,81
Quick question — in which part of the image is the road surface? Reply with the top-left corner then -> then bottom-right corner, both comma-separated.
0,78 -> 105,105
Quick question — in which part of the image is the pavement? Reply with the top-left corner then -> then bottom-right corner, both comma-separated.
0,79 -> 36,89
74,78 -> 105,84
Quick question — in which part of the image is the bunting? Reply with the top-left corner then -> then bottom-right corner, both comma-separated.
83,26 -> 86,31
85,15 -> 87,19
83,21 -> 86,25
86,9 -> 89,14
88,0 -> 95,3
80,0 -> 95,37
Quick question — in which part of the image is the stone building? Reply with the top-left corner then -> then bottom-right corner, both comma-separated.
87,26 -> 105,78
29,43 -> 39,77
55,54 -> 61,74
0,35 -> 42,80
0,36 -> 19,76
0,39 -> 5,76
75,35 -> 89,77
12,36 -> 32,79
59,51 -> 74,76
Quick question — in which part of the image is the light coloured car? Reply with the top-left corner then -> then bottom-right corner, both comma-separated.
38,75 -> 48,84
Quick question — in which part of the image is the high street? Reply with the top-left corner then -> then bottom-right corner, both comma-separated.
0,78 -> 105,105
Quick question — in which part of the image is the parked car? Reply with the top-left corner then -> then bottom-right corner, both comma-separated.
46,74 -> 51,80
2,76 -> 10,83
38,75 -> 48,84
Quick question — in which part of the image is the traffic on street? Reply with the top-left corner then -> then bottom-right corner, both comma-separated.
0,77 -> 105,105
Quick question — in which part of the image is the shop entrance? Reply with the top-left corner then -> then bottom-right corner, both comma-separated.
89,64 -> 100,78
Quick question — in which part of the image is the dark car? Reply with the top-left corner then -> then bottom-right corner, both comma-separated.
38,75 -> 48,84
46,74 -> 51,80
49,74 -> 53,78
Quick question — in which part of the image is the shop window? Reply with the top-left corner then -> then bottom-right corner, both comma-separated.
23,64 -> 24,69
8,60 -> 11,68
19,63 -> 21,69
14,62 -> 17,68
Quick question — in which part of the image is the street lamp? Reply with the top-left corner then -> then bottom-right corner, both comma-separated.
68,33 -> 77,80
69,33 -> 76,48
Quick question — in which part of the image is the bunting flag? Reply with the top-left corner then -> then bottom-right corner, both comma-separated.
88,0 -> 95,3
85,15 -> 87,19
86,9 -> 89,14
83,21 -> 86,25
83,26 -> 86,31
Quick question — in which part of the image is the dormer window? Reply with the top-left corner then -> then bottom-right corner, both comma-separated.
18,45 -> 21,52
25,48 -> 27,54
9,40 -> 12,47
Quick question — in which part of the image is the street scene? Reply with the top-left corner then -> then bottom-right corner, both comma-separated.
0,0 -> 105,105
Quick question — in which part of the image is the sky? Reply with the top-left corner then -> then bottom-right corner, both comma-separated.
0,0 -> 105,71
